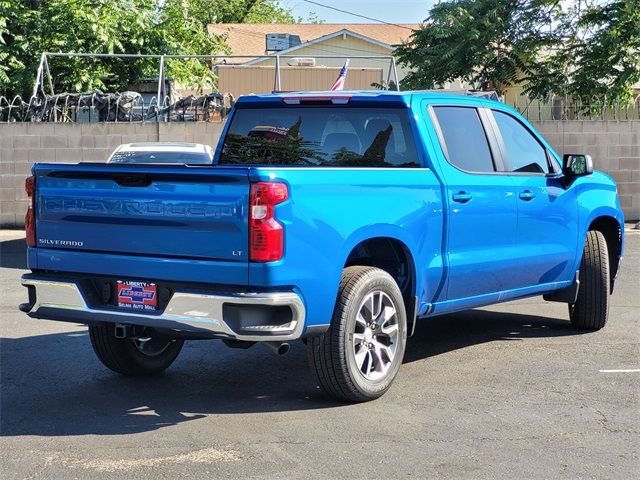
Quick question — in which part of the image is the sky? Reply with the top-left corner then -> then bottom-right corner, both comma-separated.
281,0 -> 436,24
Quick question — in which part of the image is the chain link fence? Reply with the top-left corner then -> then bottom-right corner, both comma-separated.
4,92 -> 639,123
510,97 -> 640,121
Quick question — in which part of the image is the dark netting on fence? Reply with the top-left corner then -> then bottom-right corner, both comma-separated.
0,91 -> 235,123
2,91 -> 638,122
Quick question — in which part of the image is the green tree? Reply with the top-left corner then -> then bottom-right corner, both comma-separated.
567,0 -> 640,104
0,0 -> 40,99
395,0 -> 561,96
157,0 -> 296,26
1,0 -> 164,98
42,0 -> 165,94
522,0 -> 640,105
0,0 -> 301,99
396,0 -> 640,105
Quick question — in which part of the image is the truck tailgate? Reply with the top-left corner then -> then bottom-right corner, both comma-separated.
33,164 -> 249,262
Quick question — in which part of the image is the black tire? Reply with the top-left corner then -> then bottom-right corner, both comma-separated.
307,266 -> 407,402
569,230 -> 610,330
89,324 -> 184,375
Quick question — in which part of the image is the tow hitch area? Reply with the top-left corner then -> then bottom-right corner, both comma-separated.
114,323 -> 144,339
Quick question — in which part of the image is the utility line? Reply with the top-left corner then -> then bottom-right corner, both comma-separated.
300,0 -> 416,30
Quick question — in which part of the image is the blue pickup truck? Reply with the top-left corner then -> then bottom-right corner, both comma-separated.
20,91 -> 624,402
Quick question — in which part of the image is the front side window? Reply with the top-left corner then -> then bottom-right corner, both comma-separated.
432,106 -> 495,173
219,107 -> 420,168
493,111 -> 549,174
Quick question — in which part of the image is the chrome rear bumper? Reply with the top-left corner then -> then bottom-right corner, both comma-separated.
21,276 -> 305,342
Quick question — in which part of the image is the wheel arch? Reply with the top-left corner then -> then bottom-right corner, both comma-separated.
587,215 -> 623,291
343,235 -> 418,335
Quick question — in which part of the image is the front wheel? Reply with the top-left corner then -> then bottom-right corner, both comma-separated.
569,230 -> 610,330
307,266 -> 407,402
89,324 -> 184,375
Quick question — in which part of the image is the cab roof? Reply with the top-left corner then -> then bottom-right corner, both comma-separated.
234,90 -> 502,108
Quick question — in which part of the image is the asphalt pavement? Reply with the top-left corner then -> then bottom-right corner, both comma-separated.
1,229 -> 638,479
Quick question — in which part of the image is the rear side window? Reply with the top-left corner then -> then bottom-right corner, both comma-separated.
493,110 -> 549,174
432,107 -> 495,173
219,107 -> 420,167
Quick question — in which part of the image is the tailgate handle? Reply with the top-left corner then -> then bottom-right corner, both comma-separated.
113,174 -> 152,187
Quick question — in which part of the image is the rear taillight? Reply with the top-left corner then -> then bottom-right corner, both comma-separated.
25,175 -> 36,247
249,182 -> 288,262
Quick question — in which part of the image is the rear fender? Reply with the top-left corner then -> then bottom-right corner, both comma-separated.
341,225 -> 422,317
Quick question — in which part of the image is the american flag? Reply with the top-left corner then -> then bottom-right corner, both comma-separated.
330,60 -> 350,91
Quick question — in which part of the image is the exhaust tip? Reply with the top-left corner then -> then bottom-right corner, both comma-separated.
264,341 -> 290,356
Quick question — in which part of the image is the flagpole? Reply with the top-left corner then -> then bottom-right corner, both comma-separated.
330,59 -> 350,91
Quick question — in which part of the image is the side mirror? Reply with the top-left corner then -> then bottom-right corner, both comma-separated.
563,154 -> 593,177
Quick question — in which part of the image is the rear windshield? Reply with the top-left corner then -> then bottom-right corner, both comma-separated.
108,151 -> 212,164
219,107 -> 420,167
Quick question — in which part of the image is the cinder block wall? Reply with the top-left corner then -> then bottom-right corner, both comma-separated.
0,122 -> 224,227
0,120 -> 638,227
531,120 -> 639,220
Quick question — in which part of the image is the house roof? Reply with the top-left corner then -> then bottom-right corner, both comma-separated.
208,23 -> 420,56
242,29 -> 396,64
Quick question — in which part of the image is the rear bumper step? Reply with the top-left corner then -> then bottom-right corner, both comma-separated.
21,275 -> 305,342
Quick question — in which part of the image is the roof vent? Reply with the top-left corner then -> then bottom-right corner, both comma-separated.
287,57 -> 316,67
266,33 -> 302,52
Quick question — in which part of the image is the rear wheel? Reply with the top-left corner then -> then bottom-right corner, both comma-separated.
89,324 -> 184,375
569,230 -> 610,330
307,266 -> 407,402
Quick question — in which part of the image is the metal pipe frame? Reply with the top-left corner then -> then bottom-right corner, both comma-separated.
38,52 -> 400,101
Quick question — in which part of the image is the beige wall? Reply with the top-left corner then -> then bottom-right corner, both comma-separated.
217,65 -> 383,97
1,120 -> 638,228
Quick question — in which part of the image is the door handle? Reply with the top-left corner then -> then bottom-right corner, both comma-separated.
452,192 -> 472,203
519,190 -> 535,201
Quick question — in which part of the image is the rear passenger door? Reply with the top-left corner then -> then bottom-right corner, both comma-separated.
489,109 -> 579,288
430,105 -> 519,301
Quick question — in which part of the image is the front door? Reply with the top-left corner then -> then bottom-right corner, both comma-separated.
489,109 -> 579,288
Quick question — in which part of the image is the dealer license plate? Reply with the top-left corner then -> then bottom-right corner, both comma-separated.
116,280 -> 158,311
